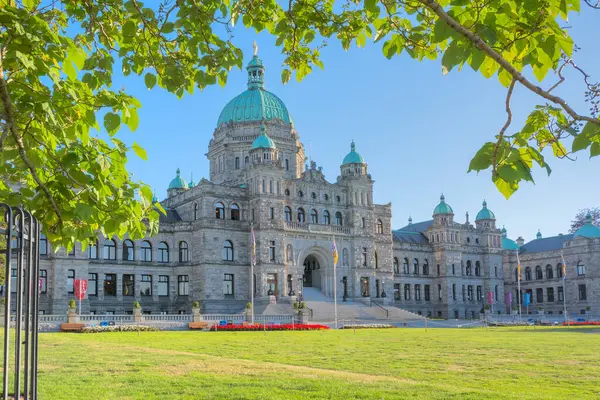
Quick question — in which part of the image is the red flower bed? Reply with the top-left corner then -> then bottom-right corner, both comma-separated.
210,323 -> 329,331
563,321 -> 600,326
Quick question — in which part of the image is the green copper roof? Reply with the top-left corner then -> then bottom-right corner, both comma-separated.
574,213 -> 600,239
168,168 -> 188,190
433,194 -> 454,215
501,226 -> 519,250
475,200 -> 496,221
536,230 -> 542,239
216,55 -> 293,127
342,141 -> 365,165
251,124 -> 276,149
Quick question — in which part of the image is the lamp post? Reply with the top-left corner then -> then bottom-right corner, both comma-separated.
340,277 -> 348,302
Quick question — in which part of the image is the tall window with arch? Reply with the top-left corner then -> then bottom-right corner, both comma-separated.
88,240 -> 98,259
525,267 -> 532,281
222,240 -> 234,261
286,244 -> 293,263
403,258 -> 409,274
475,261 -> 481,277
375,252 -> 379,269
123,239 -> 134,261
466,260 -> 472,276
235,157 -> 240,169
310,209 -> 318,223
284,206 -> 292,222
245,156 -> 249,166
141,241 -> 152,262
342,248 -> 349,266
285,159 -> 289,170
535,265 -> 543,280
393,257 -> 399,274
215,202 -> 225,219
422,259 -> 429,275
335,212 -> 343,226
323,210 -> 331,225
556,263 -> 563,279
577,261 -> 585,276
376,219 -> 383,234
40,233 -> 48,256
297,208 -> 305,223
179,241 -> 189,262
158,241 -> 169,263
103,238 -> 116,260
231,204 -> 240,221
546,264 -> 553,279
413,258 -> 419,275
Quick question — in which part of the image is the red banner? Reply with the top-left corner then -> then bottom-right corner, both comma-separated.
488,291 -> 494,305
74,279 -> 88,300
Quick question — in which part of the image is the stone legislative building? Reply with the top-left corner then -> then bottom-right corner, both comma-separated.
24,51 -> 599,319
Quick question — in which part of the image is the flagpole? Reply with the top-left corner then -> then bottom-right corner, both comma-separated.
561,251 -> 568,327
516,249 -> 522,322
333,236 -> 338,329
251,223 -> 255,325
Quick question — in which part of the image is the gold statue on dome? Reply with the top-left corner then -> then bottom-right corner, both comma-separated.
253,41 -> 258,56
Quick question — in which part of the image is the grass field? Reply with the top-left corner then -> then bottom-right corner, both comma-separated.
7,327 -> 600,399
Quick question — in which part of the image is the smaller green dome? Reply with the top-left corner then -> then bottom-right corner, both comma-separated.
475,200 -> 496,221
168,168 -> 188,190
574,213 -> 600,239
536,230 -> 542,239
188,173 -> 195,188
433,194 -> 454,215
251,125 -> 276,149
342,141 -> 365,165
502,237 -> 519,250
501,226 -> 507,236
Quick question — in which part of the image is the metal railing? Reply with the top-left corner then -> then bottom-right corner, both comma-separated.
370,299 -> 389,319
142,314 -> 192,322
255,314 -> 294,323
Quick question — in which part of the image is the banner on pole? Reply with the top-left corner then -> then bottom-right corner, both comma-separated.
488,291 -> 494,305
74,279 -> 88,300
506,292 -> 512,305
523,292 -> 531,307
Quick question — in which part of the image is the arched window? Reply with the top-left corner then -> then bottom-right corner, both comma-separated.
475,261 -> 481,277
284,206 -> 292,222
123,239 -> 134,261
577,260 -> 585,275
40,233 -> 48,256
342,248 -> 349,266
297,208 -> 305,223
376,219 -> 383,234
231,204 -> 240,221
335,212 -> 343,226
310,209 -> 318,224
535,265 -> 543,280
244,156 -> 249,166
286,244 -> 293,262
403,258 -> 410,274
193,202 -> 198,220
158,241 -> 169,263
494,285 -> 499,301
525,267 -> 532,281
285,159 -> 289,170
466,260 -> 472,276
285,189 -> 290,196
546,264 -> 553,279
423,259 -> 429,275
235,157 -> 240,169
375,252 -> 379,269
413,258 -> 419,275
141,241 -> 152,262
222,240 -> 234,261
88,240 -> 98,259
215,202 -> 225,219
103,239 -> 116,260
393,257 -> 399,274
323,210 -> 331,225
179,241 -> 188,262
557,263 -> 564,279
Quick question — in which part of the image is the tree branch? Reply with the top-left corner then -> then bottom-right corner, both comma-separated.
492,78 -> 516,178
419,0 -> 600,126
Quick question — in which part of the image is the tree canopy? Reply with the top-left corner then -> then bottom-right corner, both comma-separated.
0,0 -> 598,248
569,207 -> 600,233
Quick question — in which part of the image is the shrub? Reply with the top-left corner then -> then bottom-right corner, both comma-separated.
133,301 -> 141,309
563,321 -> 600,326
484,305 -> 490,310
192,301 -> 200,308
82,324 -> 158,333
68,299 -> 76,309
245,302 -> 252,309
210,323 -> 329,331
300,301 -> 306,309
293,302 -> 299,309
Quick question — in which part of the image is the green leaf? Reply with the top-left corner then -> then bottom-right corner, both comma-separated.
441,42 -> 464,75
493,176 -> 518,199
125,108 -> 139,132
15,50 -> 34,70
144,73 -> 157,90
75,203 -> 94,221
468,49 -> 486,72
433,19 -> 453,44
104,112 -> 121,136
552,141 -> 567,157
132,142 -> 148,160
161,22 -> 174,34
281,69 -> 291,84
590,143 -> 600,158
468,142 -> 495,172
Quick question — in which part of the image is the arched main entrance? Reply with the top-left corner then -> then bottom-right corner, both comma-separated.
303,255 -> 321,289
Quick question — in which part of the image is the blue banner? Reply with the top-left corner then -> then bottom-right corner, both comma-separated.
523,293 -> 531,307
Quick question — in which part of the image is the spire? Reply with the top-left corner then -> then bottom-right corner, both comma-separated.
176,168 -> 181,177
408,216 -> 412,225
246,43 -> 265,90
152,190 -> 157,203
351,140 -> 356,152
585,212 -> 592,224
482,200 -> 487,208
501,225 -> 507,237
189,172 -> 195,188
466,211 -> 469,224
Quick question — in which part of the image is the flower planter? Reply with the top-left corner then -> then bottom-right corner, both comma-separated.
67,307 -> 79,323
133,308 -> 142,322
192,307 -> 201,322
210,323 -> 329,331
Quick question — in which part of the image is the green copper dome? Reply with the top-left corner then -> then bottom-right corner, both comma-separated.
475,200 -> 496,221
251,125 -> 276,149
168,168 -> 188,190
342,141 -> 365,165
574,213 -> 600,239
216,54 -> 293,127
536,230 -> 542,239
501,226 -> 519,250
433,194 -> 454,215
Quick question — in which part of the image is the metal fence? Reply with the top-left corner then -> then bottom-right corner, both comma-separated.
1,205 -> 41,400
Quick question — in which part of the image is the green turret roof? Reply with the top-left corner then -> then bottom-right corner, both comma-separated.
536,230 -> 542,239
574,213 -> 600,239
501,226 -> 519,250
475,200 -> 496,221
433,194 -> 454,215
168,168 -> 188,190
251,124 -> 276,149
342,141 -> 365,165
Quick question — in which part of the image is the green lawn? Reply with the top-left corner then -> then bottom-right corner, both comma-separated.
10,327 -> 600,399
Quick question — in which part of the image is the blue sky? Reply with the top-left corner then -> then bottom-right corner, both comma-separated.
115,10 -> 599,242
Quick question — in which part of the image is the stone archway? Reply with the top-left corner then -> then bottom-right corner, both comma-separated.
303,255 -> 321,288
296,245 -> 333,296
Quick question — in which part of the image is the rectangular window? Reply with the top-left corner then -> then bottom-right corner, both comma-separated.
536,288 -> 544,303
252,209 -> 255,221
122,274 -> 134,296
158,275 -> 169,296
468,285 -> 473,301
476,285 -> 482,301
224,274 -> 234,296
88,273 -> 97,296
178,275 -> 189,296
10,269 -> 17,293
140,275 -> 152,296
558,286 -> 564,301
104,274 -> 116,296
88,242 -> 98,259
452,284 -> 456,301
494,266 -> 498,277
67,269 -> 75,294
578,284 -> 587,300
424,285 -> 430,302
394,283 -> 401,300
362,248 -> 367,266
547,287 -> 554,303
269,207 -> 274,219
269,241 -> 276,261
452,264 -> 455,275
437,264 -> 440,276
415,284 -> 421,301
577,264 -> 585,276
438,284 -> 442,301
40,269 -> 47,294
267,273 -> 277,295
404,284 -> 410,300
462,285 -> 466,302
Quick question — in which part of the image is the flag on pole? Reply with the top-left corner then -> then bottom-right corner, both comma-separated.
516,250 -> 521,281
561,251 -> 567,280
251,226 -> 256,266
331,238 -> 338,266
